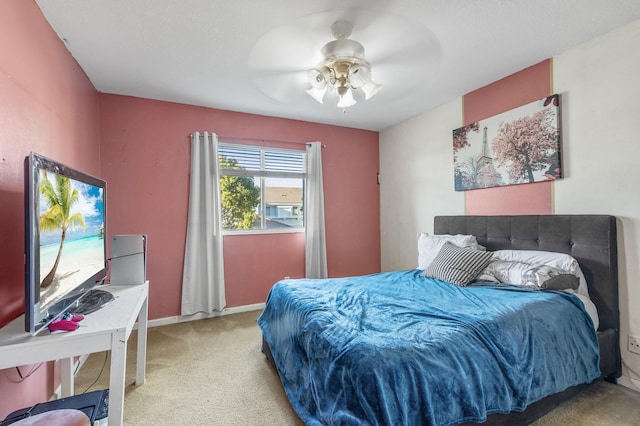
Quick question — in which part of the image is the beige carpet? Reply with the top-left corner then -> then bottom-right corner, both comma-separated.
75,310 -> 640,425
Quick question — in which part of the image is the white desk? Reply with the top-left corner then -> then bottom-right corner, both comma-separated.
0,283 -> 148,426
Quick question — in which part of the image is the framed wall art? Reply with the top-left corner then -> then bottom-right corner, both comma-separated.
453,94 -> 561,191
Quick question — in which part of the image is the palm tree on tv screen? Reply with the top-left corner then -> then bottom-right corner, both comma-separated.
39,172 -> 86,288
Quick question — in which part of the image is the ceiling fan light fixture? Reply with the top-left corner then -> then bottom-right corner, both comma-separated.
348,63 -> 382,100
307,67 -> 332,89
347,63 -> 369,88
336,86 -> 356,108
306,86 -> 327,104
361,81 -> 383,100
305,21 -> 382,108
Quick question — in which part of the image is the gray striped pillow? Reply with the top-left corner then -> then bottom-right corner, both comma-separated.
422,242 -> 493,286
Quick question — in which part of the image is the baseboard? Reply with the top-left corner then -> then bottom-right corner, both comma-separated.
618,374 -> 640,392
145,303 -> 265,329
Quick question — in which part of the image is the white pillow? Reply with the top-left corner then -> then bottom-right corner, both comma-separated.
479,259 -> 579,290
490,250 -> 589,297
417,233 -> 484,269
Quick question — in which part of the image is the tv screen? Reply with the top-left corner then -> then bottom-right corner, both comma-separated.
24,152 -> 107,335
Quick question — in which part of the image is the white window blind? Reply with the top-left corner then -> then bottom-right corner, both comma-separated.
218,144 -> 305,178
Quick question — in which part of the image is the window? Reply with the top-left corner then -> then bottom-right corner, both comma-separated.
218,143 -> 305,233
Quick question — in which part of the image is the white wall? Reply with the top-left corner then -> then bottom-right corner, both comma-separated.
553,19 -> 640,389
379,98 -> 465,271
380,18 -> 640,389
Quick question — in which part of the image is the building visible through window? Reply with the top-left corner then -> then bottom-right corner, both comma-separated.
264,186 -> 303,228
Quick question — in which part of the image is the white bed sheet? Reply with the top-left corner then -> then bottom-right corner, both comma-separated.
574,293 -> 599,331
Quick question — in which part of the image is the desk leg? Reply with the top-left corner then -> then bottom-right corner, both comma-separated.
108,331 -> 127,426
60,358 -> 74,397
136,296 -> 148,386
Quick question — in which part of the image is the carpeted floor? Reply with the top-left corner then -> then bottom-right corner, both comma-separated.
74,310 -> 640,425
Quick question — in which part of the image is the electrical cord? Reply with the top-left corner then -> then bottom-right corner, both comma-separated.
12,363 -> 43,381
81,352 -> 109,394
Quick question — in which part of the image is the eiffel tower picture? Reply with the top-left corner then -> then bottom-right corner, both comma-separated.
453,94 -> 562,191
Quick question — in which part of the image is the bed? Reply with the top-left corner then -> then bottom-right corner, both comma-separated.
259,215 -> 620,425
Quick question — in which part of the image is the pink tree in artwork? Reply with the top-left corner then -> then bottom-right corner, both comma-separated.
453,122 -> 480,189
453,122 -> 480,161
492,108 -> 559,183
476,162 -> 503,188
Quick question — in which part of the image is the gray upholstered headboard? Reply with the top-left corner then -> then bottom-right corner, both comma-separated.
434,215 -> 620,379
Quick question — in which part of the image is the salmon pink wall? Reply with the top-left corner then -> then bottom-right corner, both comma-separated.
463,60 -> 554,214
0,0 -> 101,417
223,233 -> 306,306
99,95 -> 380,320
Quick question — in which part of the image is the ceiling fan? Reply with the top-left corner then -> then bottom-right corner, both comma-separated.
305,20 -> 382,108
247,10 -> 442,110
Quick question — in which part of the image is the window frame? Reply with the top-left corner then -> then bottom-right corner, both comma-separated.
218,142 -> 306,235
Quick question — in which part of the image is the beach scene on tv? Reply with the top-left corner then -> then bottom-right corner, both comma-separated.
38,170 -> 105,310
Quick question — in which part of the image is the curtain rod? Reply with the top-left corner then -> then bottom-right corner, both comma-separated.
197,133 -> 325,148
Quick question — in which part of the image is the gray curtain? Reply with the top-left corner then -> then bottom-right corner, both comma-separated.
181,132 -> 226,315
305,142 -> 328,278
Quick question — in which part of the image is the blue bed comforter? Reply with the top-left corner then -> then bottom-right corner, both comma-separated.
258,270 -> 600,426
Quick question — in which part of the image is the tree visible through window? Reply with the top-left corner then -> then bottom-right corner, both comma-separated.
218,143 -> 305,232
219,156 -> 260,229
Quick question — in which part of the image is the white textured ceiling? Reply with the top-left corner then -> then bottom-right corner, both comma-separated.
36,0 -> 640,131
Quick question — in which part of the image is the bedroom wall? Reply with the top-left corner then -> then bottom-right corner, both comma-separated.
0,0 -> 102,417
552,19 -> 640,389
379,99 -> 464,269
379,18 -> 640,390
99,94 -> 380,321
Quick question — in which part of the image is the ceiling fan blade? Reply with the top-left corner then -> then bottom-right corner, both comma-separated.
322,0 -> 391,34
362,17 -> 443,96
247,21 -> 326,102
248,25 -> 324,74
249,67 -> 309,103
371,33 -> 442,68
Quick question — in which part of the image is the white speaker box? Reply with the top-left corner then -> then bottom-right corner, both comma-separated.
111,234 -> 147,285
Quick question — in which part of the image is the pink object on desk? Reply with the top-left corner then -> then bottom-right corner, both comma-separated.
48,320 -> 79,333
48,311 -> 84,333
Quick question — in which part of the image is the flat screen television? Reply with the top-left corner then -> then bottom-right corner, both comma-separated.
24,152 -> 108,335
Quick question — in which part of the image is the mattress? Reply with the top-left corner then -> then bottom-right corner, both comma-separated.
258,270 -> 600,425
